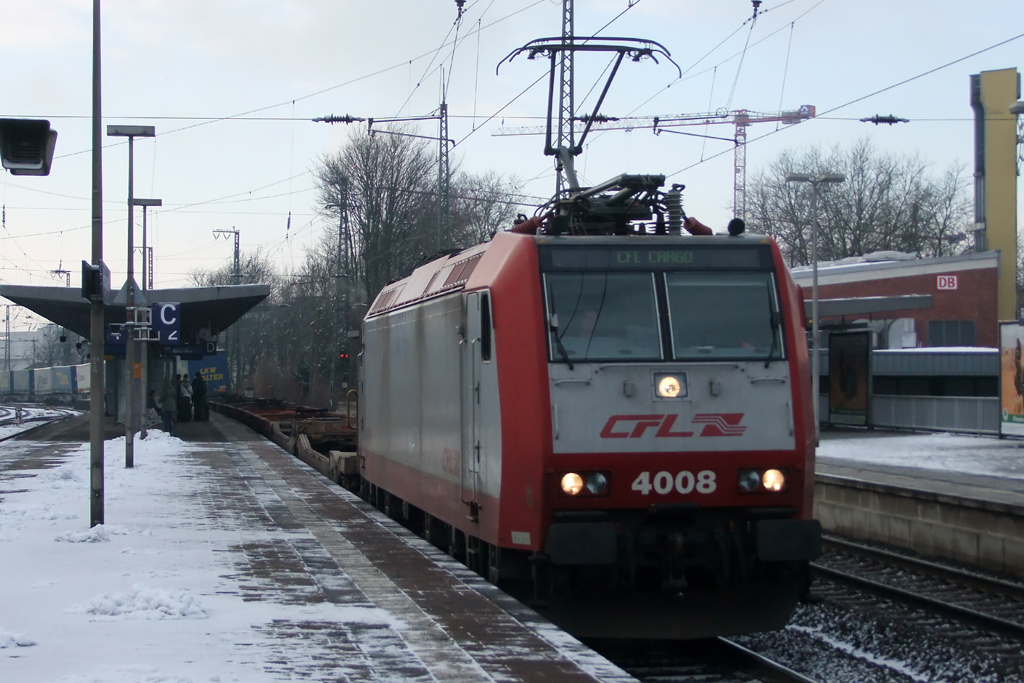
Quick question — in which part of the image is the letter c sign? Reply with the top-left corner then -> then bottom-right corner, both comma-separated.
153,302 -> 181,344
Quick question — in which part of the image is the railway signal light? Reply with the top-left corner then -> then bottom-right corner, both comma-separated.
0,118 -> 57,176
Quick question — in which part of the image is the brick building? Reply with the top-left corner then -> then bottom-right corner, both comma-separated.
790,251 -> 1000,349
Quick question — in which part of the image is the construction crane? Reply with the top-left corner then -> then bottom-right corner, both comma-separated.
493,104 -> 815,222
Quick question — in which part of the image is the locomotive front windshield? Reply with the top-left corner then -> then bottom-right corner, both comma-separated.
545,272 -> 662,361
666,272 -> 782,361
541,243 -> 785,364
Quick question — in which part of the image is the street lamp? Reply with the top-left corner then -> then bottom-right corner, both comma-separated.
107,124 -> 155,468
1010,101 -> 1024,115
785,172 -> 846,443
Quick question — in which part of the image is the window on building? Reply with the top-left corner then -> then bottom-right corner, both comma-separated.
927,320 -> 976,347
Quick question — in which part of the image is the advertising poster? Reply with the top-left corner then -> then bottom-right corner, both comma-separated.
188,353 -> 231,395
828,331 -> 871,426
999,322 -> 1024,436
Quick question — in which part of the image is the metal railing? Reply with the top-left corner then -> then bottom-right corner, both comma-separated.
868,395 -> 999,435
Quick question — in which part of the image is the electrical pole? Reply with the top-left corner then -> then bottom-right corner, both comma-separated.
555,0 -> 574,197
134,198 -> 160,440
214,227 -> 241,392
4,306 -> 11,372
326,180 -> 350,409
90,0 -> 105,527
108,124 -> 155,469
52,262 -> 72,287
438,100 -> 451,251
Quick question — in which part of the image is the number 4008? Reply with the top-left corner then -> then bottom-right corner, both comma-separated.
631,470 -> 717,495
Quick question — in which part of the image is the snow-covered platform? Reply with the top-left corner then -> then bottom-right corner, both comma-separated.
817,429 -> 1024,508
0,414 -> 634,683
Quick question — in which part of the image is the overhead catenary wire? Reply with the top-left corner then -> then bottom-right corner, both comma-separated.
775,22 -> 796,130
666,28 -> 1024,178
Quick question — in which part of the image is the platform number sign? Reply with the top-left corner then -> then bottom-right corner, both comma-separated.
152,302 -> 181,345
937,275 -> 958,290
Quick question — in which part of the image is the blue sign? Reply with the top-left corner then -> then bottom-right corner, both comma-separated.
104,323 -> 127,356
188,352 -> 230,394
106,323 -> 126,346
152,302 -> 181,345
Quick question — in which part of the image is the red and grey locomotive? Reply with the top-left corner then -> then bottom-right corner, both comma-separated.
358,174 -> 820,639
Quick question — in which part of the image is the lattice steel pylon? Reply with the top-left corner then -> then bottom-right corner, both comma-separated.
438,101 -> 451,251
555,0 -> 575,198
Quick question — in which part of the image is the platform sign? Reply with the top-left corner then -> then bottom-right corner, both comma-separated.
828,331 -> 872,427
152,302 -> 181,345
999,322 -> 1024,437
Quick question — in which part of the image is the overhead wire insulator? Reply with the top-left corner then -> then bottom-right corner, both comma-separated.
664,184 -> 684,235
860,115 -> 910,125
313,114 -> 367,125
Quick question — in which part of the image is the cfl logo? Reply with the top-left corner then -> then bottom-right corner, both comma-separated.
600,413 -> 746,438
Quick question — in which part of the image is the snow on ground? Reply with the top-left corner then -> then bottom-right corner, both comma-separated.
818,430 -> 1024,481
0,404 -> 82,440
0,431 -> 400,683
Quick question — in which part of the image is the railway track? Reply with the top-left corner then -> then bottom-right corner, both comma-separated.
591,636 -> 823,683
812,534 -> 1024,641
0,405 -> 79,441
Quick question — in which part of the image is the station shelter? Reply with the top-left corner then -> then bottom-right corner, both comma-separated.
0,282 -> 269,421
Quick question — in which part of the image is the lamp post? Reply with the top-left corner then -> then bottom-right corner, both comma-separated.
107,124 -> 155,468
132,197 -> 160,440
785,172 -> 846,443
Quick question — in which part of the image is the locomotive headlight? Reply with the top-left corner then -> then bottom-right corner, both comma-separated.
585,472 -> 608,495
656,375 -> 683,398
762,469 -> 786,492
560,472 -> 584,496
738,469 -> 760,492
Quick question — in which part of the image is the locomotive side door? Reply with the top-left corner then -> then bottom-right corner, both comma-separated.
460,290 -> 498,517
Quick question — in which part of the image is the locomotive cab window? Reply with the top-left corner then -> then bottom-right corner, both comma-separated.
480,293 -> 492,362
545,272 -> 662,362
665,271 -> 784,361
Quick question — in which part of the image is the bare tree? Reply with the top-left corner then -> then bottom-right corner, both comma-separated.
186,130 -> 521,405
188,248 -> 283,393
316,127 -> 436,303
747,139 -> 973,266
451,171 -> 521,247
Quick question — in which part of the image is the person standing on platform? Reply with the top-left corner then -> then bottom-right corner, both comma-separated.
159,376 -> 177,433
192,373 -> 208,422
178,373 -> 193,423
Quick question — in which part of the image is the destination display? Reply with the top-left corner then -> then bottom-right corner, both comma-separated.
540,244 -> 771,271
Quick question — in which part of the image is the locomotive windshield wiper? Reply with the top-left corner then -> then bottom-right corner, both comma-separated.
549,313 -> 575,370
765,282 -> 781,368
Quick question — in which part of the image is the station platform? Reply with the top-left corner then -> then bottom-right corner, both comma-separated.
1,413 -> 635,683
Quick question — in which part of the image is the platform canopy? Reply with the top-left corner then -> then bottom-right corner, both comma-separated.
0,283 -> 270,342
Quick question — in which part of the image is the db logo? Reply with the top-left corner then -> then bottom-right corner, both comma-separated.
937,275 -> 957,290
600,413 -> 746,439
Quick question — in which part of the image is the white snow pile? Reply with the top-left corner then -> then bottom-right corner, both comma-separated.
55,524 -> 111,543
74,584 -> 208,620
41,464 -> 79,483
0,629 -> 37,648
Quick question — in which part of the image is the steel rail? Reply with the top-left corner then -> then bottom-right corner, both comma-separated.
822,535 -> 1024,600
717,637 -> 824,683
811,563 -> 1024,641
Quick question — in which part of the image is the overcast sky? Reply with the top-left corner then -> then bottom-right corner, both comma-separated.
1,0 -> 1022,326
